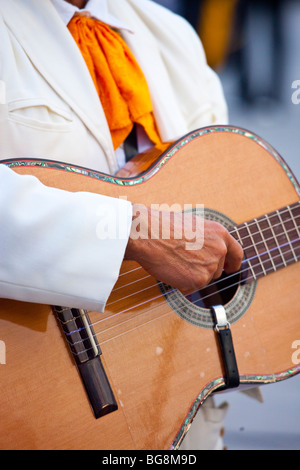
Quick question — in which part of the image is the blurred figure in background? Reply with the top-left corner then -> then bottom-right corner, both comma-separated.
232,0 -> 284,103
153,0 -> 238,70
155,0 -> 285,103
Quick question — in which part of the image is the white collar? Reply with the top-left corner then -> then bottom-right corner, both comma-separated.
50,0 -> 133,32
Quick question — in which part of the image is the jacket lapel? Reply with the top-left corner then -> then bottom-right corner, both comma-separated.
1,0 -> 191,169
107,0 -> 188,143
0,0 -> 117,173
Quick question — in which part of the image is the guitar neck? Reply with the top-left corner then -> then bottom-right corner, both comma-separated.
231,201 -> 300,283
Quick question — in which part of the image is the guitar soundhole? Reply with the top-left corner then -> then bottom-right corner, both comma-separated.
160,269 -> 256,329
184,271 -> 241,309
159,206 -> 257,329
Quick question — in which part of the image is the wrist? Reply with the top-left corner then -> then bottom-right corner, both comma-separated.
124,203 -> 151,261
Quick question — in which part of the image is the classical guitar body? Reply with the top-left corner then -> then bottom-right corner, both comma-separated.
0,127 -> 299,450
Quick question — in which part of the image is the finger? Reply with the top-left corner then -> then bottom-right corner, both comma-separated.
213,255 -> 226,280
224,235 -> 244,274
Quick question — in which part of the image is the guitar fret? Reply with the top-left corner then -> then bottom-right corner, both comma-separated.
244,221 -> 267,276
254,217 -> 277,273
264,213 -> 287,267
254,217 -> 277,274
276,209 -> 298,263
234,224 -> 257,281
288,203 -> 300,263
274,205 -> 300,266
288,205 -> 300,239
233,201 -> 300,284
232,226 -> 244,246
245,260 -> 257,281
247,259 -> 257,281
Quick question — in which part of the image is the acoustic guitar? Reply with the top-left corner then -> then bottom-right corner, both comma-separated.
0,126 -> 299,450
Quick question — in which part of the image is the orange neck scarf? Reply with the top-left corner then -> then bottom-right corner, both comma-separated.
68,15 -> 162,151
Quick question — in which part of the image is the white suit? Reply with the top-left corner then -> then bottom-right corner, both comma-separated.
0,0 -> 227,311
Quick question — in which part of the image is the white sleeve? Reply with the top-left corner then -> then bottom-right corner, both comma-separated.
0,164 -> 132,312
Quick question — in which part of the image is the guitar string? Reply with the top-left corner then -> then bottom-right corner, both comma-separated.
61,238 -> 300,353
57,200 -> 300,351
93,236 -> 300,326
97,242 -> 296,347
59,222 -> 300,326
103,223 -> 300,308
111,213 -> 300,294
65,249 -> 297,354
117,204 -> 300,281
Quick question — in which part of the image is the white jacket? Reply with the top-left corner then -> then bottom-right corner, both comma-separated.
0,0 -> 227,311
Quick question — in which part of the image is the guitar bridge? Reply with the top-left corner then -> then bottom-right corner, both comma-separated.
53,306 -> 118,419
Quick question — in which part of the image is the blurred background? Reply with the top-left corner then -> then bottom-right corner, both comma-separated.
154,0 -> 300,450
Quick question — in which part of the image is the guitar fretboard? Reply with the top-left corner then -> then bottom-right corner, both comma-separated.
231,201 -> 300,283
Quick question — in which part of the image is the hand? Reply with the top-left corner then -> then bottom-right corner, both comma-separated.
124,204 -> 244,294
